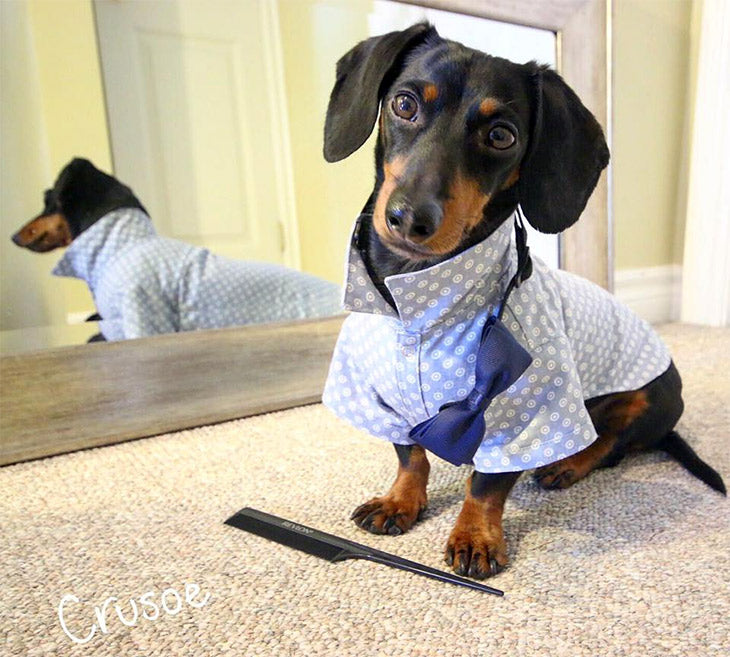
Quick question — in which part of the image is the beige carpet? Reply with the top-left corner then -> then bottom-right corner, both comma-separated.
2,323 -> 728,656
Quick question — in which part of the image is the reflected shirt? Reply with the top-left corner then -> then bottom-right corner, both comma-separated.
323,215 -> 671,473
53,208 -> 341,340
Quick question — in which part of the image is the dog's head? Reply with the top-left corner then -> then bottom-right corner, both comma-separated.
324,24 -> 609,263
12,158 -> 146,253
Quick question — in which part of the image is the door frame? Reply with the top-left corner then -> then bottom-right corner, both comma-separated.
258,0 -> 301,269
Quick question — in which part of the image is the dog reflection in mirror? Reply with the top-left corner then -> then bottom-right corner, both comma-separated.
12,158 -> 341,341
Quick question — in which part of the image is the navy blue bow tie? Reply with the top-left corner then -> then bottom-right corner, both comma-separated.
408,215 -> 534,466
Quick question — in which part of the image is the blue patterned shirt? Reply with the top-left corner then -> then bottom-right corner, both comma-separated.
53,208 -> 342,340
323,215 -> 671,473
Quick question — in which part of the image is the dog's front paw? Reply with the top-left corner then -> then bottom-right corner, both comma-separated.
350,493 -> 426,536
444,512 -> 507,579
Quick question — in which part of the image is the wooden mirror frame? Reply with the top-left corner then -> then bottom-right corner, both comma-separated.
0,0 -> 610,466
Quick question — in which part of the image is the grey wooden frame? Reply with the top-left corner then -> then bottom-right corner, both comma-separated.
0,0 -> 610,466
0,317 -> 345,465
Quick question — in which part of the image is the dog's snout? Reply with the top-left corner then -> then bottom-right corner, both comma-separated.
385,199 -> 442,243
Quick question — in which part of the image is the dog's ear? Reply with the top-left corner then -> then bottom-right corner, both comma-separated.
324,23 -> 435,162
54,157 -> 147,236
54,158 -> 97,191
517,66 -> 610,234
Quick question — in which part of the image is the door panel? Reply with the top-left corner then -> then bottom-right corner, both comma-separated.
94,0 -> 294,263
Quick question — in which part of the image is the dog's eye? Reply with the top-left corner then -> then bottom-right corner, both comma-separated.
392,93 -> 419,121
487,126 -> 516,150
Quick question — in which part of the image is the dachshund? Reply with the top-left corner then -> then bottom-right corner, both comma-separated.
12,158 -> 341,340
12,158 -> 147,254
321,24 -> 725,581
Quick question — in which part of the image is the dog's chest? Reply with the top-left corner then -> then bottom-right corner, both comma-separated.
348,310 -> 492,425
325,218 -> 672,473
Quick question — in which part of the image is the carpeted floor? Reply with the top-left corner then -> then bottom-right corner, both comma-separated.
1,323 -> 728,656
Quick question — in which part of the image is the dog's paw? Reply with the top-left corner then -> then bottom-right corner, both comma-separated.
350,494 -> 426,536
534,451 -> 601,489
533,462 -> 579,489
535,435 -> 620,489
444,516 -> 507,579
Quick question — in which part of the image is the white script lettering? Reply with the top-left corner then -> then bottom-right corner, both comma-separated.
57,582 -> 211,645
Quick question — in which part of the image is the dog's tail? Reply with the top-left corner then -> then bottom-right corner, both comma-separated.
658,431 -> 726,495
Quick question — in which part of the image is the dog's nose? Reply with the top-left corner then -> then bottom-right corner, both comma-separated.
386,200 -> 441,243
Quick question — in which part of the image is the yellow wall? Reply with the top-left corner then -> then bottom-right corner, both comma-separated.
0,0 -> 55,331
28,0 -> 112,175
613,0 -> 693,269
0,0 -> 110,331
277,0 -> 376,284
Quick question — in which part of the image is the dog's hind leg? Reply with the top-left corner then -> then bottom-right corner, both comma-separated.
535,361 -> 725,493
351,444 -> 430,535
533,431 -> 624,490
533,386 -> 650,489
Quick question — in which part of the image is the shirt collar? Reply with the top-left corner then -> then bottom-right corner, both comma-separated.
52,208 -> 155,289
343,213 -> 517,331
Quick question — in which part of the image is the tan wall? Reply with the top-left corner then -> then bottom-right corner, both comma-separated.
0,0 -> 55,331
0,0 -> 110,331
27,0 -> 112,176
277,0 -> 376,284
613,0 -> 693,270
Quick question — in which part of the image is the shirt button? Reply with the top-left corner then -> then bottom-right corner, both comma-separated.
401,346 -> 415,358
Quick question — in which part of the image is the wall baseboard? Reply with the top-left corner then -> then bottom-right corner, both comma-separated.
614,265 -> 682,324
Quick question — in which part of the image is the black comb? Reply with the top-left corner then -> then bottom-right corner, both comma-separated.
225,507 -> 503,596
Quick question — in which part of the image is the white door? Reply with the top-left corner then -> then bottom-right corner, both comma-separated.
94,0 -> 298,265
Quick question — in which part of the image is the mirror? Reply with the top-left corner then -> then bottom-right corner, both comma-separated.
1,0 -> 606,356
0,0 -> 608,463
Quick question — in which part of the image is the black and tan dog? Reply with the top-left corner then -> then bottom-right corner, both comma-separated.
322,24 -> 725,580
12,158 -> 146,253
12,158 -> 341,341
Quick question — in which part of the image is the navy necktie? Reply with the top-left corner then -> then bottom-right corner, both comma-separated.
408,215 -> 534,466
